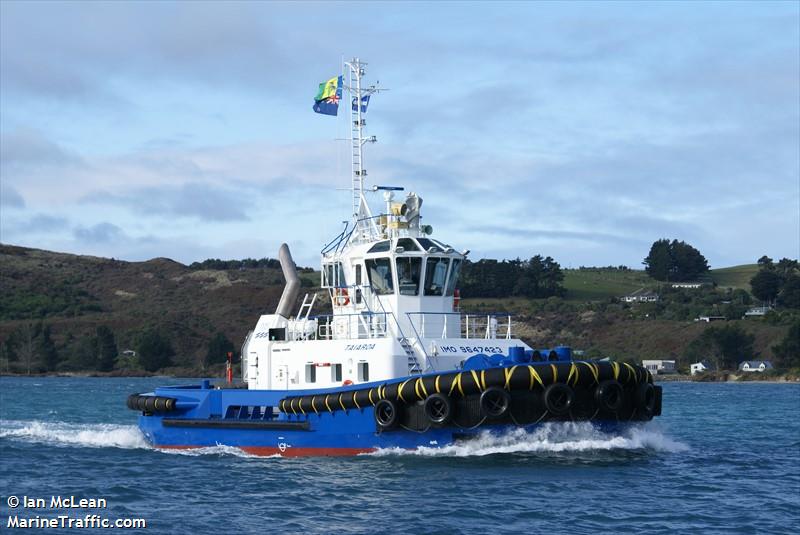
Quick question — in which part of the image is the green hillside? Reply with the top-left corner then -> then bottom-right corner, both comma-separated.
562,269 -> 652,302
709,264 -> 758,290
0,245 -> 794,374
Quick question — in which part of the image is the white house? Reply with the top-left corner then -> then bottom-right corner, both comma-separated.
695,315 -> 726,323
744,306 -> 772,318
671,282 -> 704,289
621,288 -> 660,303
690,361 -> 714,375
738,361 -> 774,373
642,359 -> 677,375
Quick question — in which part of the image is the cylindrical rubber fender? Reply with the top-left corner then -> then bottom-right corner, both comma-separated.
126,394 -> 141,411
543,383 -> 574,415
374,399 -> 398,430
480,386 -> 511,418
127,394 -> 176,413
636,383 -> 656,416
423,393 -> 452,424
594,380 -> 624,412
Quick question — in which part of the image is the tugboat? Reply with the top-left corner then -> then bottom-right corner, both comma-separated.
128,58 -> 662,457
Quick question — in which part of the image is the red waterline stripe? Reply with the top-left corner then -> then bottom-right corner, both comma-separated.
156,445 -> 375,457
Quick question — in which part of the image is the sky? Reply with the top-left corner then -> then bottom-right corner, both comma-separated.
1,0 -> 798,270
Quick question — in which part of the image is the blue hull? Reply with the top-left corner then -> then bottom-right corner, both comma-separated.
133,367 -> 658,457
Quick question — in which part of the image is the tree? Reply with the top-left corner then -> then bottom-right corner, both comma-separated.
643,239 -> 709,282
772,320 -> 800,369
643,239 -> 672,281
698,324 -> 755,370
136,329 -> 174,372
205,332 -> 235,369
750,269 -> 783,303
0,332 -> 20,363
775,258 -> 799,277
70,335 -> 99,370
777,275 -> 800,309
96,326 -> 118,372
38,324 -> 59,371
757,255 -> 773,268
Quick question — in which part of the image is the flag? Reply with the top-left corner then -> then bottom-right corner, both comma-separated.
313,75 -> 342,116
351,95 -> 370,113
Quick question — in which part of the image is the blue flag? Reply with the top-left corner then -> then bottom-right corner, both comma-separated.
313,75 -> 342,116
351,95 -> 370,113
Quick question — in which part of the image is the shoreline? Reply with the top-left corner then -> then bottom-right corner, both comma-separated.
654,373 -> 799,383
2,371 -> 798,383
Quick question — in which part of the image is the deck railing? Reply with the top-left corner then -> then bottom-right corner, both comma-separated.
405,312 -> 513,340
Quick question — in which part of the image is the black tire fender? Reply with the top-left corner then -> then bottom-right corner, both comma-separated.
480,386 -> 511,418
636,383 -> 656,416
374,399 -> 398,430
543,383 -> 574,416
423,393 -> 452,424
595,380 -> 624,412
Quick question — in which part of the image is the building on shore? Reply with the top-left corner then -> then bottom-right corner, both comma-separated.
690,361 -> 715,375
738,361 -> 774,373
642,359 -> 677,375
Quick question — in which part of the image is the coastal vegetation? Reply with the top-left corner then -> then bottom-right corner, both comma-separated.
0,243 -> 797,376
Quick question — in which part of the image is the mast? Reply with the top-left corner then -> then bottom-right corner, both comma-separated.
344,58 -> 379,239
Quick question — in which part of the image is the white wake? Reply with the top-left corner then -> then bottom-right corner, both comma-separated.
0,420 -> 272,458
368,422 -> 689,457
0,420 -> 149,450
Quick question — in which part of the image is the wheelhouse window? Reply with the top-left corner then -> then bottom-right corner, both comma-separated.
367,241 -> 391,253
424,257 -> 450,296
445,258 -> 462,296
396,257 -> 421,296
416,238 -> 442,253
366,257 -> 395,295
322,262 -> 346,288
396,238 -> 421,252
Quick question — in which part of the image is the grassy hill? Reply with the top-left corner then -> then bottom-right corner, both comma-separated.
562,269 -> 652,302
0,245 -> 791,373
0,244 -> 306,372
708,264 -> 759,290
560,264 -> 759,303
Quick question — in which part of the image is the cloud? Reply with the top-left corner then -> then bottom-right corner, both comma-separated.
0,183 -> 25,207
0,128 -> 81,169
82,181 -> 254,222
73,222 -> 124,244
24,214 -> 69,232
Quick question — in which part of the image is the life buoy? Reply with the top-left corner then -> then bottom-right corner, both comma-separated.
334,288 -> 350,306
342,379 -> 353,387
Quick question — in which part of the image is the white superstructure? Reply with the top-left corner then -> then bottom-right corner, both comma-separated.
242,58 -> 532,391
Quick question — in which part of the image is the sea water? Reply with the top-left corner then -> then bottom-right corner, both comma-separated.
1,377 -> 798,534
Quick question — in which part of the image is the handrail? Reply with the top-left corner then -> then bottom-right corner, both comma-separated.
320,221 -> 351,255
312,312 -> 388,340
405,312 -> 513,340
320,214 -> 386,255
